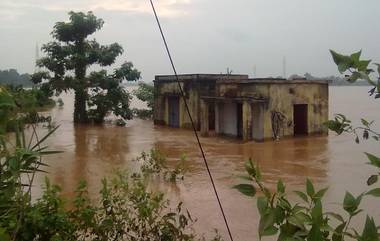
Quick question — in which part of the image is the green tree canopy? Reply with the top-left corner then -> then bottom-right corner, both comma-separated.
32,11 -> 141,123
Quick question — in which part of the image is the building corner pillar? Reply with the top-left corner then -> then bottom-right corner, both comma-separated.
242,101 -> 252,141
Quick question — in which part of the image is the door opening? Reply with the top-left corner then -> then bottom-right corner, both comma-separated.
168,96 -> 180,128
293,104 -> 308,135
237,103 -> 243,138
208,103 -> 215,131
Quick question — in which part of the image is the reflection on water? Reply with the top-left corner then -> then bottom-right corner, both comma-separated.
32,86 -> 380,240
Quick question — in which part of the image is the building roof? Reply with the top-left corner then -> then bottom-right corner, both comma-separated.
154,74 -> 249,82
154,74 -> 329,85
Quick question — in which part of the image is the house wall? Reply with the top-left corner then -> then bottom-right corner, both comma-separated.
216,82 -> 329,140
153,81 -> 201,129
155,77 -> 328,142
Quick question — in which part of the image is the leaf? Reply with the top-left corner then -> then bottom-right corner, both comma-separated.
31,125 -> 59,150
338,63 -> 350,74
361,118 -> 370,127
332,222 -> 346,241
366,188 -> 380,197
314,187 -> 328,200
357,60 -> 371,72
244,159 -> 256,177
361,216 -> 379,241
294,191 -> 308,203
306,178 -> 315,197
343,192 -> 361,214
257,196 -> 268,216
262,226 -> 278,236
258,211 -> 276,238
233,184 -> 256,197
365,153 -> 380,168
350,50 -> 362,63
277,179 -> 285,193
367,175 -> 378,186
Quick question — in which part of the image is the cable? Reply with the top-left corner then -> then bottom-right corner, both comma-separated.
148,1 -> 235,241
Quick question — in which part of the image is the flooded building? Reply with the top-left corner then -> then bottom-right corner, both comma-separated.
153,74 -> 328,141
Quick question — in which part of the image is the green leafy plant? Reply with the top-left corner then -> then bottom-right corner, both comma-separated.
134,149 -> 187,182
1,92 -> 219,240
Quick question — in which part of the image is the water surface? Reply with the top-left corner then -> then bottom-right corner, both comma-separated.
33,86 -> 380,240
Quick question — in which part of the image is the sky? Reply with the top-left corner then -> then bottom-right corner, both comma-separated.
0,0 -> 379,81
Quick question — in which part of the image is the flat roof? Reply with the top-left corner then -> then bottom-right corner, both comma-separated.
217,78 -> 329,85
154,74 -> 329,85
154,74 -> 249,82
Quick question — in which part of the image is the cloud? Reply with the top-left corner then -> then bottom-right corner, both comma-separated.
0,0 -> 191,20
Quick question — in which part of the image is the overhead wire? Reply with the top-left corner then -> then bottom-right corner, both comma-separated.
148,1 -> 235,241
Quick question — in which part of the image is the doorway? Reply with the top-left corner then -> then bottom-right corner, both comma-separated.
168,96 -> 180,128
237,103 -> 243,138
208,103 -> 215,131
293,104 -> 308,135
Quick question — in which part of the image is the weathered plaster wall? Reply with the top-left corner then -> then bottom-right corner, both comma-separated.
222,102 -> 237,136
155,77 -> 328,141
153,81 -> 200,129
216,82 -> 328,140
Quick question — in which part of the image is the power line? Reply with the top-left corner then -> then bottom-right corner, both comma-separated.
148,1 -> 235,241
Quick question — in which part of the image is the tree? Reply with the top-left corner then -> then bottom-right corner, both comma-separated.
132,82 -> 154,119
0,69 -> 33,87
32,11 -> 141,123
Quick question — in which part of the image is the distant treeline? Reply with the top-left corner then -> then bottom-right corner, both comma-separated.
288,73 -> 370,86
0,69 -> 33,87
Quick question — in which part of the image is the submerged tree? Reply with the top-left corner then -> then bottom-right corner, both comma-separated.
132,82 -> 154,119
32,11 -> 141,123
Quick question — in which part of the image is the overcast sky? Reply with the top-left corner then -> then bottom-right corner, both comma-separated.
0,0 -> 379,81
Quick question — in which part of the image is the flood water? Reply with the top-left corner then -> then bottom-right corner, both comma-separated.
33,86 -> 379,241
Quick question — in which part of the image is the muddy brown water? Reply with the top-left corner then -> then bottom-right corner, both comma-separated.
31,86 -> 379,241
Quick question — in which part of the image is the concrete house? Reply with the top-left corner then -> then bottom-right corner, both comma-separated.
153,74 -> 329,142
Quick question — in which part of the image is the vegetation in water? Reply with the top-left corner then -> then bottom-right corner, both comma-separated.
133,149 -> 187,182
132,82 -> 154,119
0,85 -> 55,133
234,50 -> 380,241
31,11 -> 141,124
0,88 -> 222,241
0,69 -> 33,87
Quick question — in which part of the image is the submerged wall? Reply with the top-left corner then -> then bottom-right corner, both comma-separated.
215,80 -> 329,140
154,76 -> 329,142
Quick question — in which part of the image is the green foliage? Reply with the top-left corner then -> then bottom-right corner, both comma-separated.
0,69 -> 33,87
0,85 -> 54,133
32,11 -> 141,124
329,50 -> 379,96
0,123 -> 220,240
132,82 -> 154,119
235,160 -> 380,241
134,149 -> 187,181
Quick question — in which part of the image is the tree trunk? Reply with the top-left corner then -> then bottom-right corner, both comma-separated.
74,88 -> 88,123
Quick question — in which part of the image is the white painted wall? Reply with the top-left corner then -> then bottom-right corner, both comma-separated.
222,102 -> 237,136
